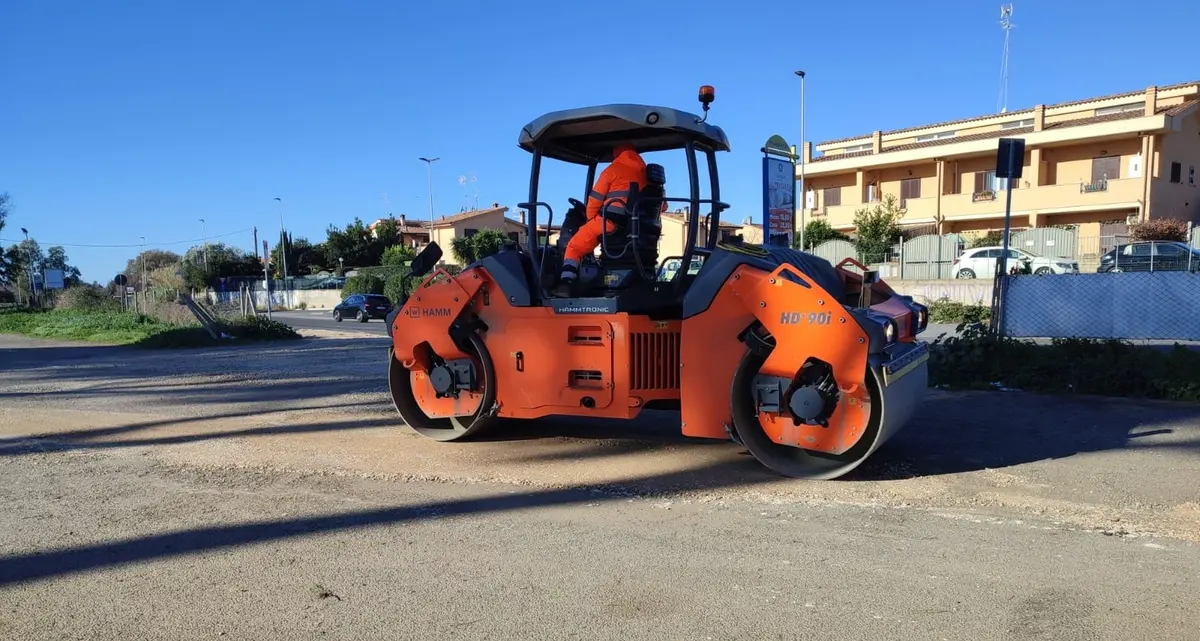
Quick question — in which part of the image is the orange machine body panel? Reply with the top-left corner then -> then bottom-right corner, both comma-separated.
678,269 -> 756,441
391,267 -> 681,422
682,262 -> 875,455
392,268 -> 483,366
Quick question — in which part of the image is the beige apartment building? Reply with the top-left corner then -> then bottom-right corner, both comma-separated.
800,81 -> 1200,244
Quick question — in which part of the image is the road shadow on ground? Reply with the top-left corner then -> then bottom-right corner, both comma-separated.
0,408 -> 393,457
456,391 -> 1200,481
0,458 -> 778,588
847,390 -> 1200,480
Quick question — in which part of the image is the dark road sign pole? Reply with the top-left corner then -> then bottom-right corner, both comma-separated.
990,137 -> 1025,334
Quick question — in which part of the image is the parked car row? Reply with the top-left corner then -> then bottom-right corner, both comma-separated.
1097,241 -> 1200,273
953,246 -> 1079,279
953,241 -> 1200,278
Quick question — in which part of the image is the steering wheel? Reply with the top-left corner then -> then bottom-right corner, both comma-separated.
568,197 -> 585,210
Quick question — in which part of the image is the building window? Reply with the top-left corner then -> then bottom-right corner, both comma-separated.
974,170 -> 1018,198
507,231 -> 520,243
823,186 -> 841,207
915,131 -> 956,143
1094,103 -> 1143,116
843,143 -> 873,153
1000,118 -> 1034,129
1091,156 -> 1120,183
1170,161 -> 1182,183
899,178 -> 921,207
464,228 -> 479,237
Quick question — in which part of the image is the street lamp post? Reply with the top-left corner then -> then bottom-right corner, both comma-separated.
794,70 -> 807,250
274,197 -> 290,306
419,156 -> 440,236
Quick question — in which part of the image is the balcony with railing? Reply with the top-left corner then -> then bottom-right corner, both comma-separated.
941,177 -> 1143,220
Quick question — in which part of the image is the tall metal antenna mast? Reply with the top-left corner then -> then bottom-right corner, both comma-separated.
997,4 -> 1015,113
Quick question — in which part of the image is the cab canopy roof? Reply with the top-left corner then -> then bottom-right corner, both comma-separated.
518,103 -> 731,165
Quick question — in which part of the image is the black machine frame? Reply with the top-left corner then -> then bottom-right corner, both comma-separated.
514,101 -> 734,298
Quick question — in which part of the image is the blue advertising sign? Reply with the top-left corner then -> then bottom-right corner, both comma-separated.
762,155 -> 796,247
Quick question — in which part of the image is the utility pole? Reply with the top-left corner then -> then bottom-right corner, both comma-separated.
198,218 -> 209,270
20,227 -> 34,308
252,226 -> 259,263
140,236 -> 147,312
795,70 -> 807,250
419,156 -> 440,236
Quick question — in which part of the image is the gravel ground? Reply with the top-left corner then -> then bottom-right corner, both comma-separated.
1,330 -> 1198,640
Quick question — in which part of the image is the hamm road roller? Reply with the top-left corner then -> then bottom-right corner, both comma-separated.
385,87 -> 930,479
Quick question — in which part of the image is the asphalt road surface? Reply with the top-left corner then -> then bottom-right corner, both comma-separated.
1,331 -> 1198,640
274,310 -> 388,335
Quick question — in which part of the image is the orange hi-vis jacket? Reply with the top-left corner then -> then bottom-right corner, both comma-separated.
564,144 -> 648,266
586,143 -> 648,222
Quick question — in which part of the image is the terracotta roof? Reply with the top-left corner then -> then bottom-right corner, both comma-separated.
809,99 -> 1195,164
368,217 -> 429,234
816,79 -> 1200,147
1163,99 -> 1199,116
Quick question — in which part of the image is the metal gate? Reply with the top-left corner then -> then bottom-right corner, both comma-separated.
1010,227 -> 1077,260
900,234 -> 963,279
809,239 -> 859,272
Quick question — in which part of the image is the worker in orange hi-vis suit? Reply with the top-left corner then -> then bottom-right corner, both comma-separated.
555,143 -> 647,295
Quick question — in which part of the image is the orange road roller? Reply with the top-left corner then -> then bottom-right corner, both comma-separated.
385,88 -> 930,479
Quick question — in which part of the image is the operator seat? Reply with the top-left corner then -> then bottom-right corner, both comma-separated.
598,163 -> 666,283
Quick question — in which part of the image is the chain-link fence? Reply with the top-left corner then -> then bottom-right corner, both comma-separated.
998,270 -> 1200,341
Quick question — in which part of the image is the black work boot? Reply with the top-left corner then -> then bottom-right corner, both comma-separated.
553,277 -> 576,298
554,263 -> 579,297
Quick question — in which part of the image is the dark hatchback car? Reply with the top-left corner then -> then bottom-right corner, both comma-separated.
333,293 -> 393,322
1097,240 -> 1200,273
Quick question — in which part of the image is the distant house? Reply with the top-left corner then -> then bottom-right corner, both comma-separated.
367,215 -> 430,249
373,204 -> 765,268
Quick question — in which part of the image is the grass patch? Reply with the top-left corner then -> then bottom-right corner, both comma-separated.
929,322 -> 1200,402
0,309 -> 301,348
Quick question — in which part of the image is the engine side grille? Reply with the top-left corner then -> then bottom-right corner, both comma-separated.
629,330 -> 681,391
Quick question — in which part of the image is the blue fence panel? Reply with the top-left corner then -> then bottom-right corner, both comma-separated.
1001,272 -> 1200,341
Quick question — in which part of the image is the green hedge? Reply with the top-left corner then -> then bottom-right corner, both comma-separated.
928,323 -> 1200,402
928,298 -> 991,325
344,263 -> 463,304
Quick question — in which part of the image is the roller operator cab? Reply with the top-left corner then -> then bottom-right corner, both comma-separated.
386,86 -> 931,480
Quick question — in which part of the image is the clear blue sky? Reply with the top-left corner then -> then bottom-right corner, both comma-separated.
3,0 -> 1197,282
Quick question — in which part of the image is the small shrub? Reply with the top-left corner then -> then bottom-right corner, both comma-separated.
382,244 -> 416,266
852,194 -> 904,264
969,231 -> 1005,249
1129,218 -> 1189,242
224,316 -> 302,341
55,286 -> 122,312
928,298 -> 991,324
297,301 -> 308,310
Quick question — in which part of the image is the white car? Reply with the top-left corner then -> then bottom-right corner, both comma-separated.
952,245 -> 1079,278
